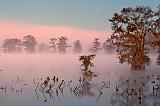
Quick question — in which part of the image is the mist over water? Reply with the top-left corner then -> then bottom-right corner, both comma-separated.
0,53 -> 159,106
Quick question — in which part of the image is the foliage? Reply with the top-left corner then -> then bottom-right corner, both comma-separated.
2,39 -> 22,53
149,5 -> 160,46
109,6 -> 160,70
57,36 -> 70,53
79,54 -> 96,70
23,35 -> 37,53
49,38 -> 57,53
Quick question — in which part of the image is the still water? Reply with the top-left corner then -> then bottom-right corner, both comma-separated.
0,54 -> 159,106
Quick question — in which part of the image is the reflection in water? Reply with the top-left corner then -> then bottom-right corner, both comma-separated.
73,73 -> 110,98
0,70 -> 160,106
0,76 -> 26,94
2,72 -> 160,106
34,76 -> 66,102
0,54 -> 159,106
111,73 -> 160,106
0,73 -> 110,104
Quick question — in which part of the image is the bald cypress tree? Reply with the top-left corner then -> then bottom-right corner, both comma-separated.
2,39 -> 22,53
109,6 -> 160,70
49,38 -> 57,53
89,38 -> 101,53
23,35 -> 37,53
57,36 -> 70,53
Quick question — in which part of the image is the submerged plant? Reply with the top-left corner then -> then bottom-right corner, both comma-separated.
79,54 -> 96,71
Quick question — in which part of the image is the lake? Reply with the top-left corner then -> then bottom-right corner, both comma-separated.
0,53 -> 160,106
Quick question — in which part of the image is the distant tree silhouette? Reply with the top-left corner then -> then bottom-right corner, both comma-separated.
109,6 -> 160,70
23,35 -> 37,53
49,38 -> 57,53
2,39 -> 22,53
73,40 -> 82,53
102,38 -> 115,53
89,38 -> 101,53
37,43 -> 50,53
57,36 -> 70,53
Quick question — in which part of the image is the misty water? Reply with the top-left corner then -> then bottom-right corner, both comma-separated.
0,53 -> 160,106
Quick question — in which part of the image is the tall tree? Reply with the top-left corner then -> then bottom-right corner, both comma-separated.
73,40 -> 82,53
57,36 -> 70,53
23,35 -> 37,53
89,38 -> 101,53
49,38 -> 57,53
2,39 -> 22,53
109,6 -> 159,70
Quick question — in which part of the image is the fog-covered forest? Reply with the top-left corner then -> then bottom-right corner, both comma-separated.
0,35 -> 116,54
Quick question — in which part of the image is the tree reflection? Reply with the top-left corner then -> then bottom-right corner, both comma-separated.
31,74 -> 110,102
111,73 -> 160,106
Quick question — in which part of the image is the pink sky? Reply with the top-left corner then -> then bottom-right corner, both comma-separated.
0,21 -> 111,46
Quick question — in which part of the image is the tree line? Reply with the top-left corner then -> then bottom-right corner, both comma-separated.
1,5 -> 159,70
1,35 -> 115,54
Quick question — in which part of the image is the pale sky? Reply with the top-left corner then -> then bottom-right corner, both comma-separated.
0,0 -> 159,44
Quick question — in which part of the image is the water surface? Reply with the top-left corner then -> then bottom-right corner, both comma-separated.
0,54 -> 159,106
